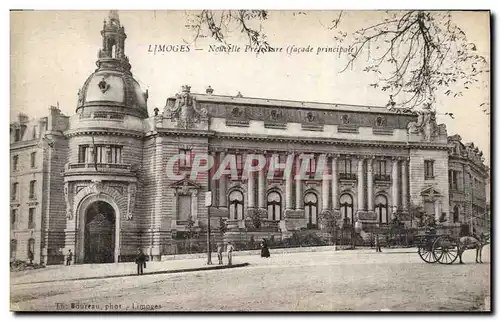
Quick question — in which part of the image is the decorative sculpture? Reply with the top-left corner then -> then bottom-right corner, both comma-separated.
127,183 -> 136,220
98,77 -> 110,93
64,183 -> 73,220
407,103 -> 438,142
164,85 -> 209,129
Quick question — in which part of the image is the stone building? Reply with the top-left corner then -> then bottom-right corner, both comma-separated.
10,11 -> 489,264
447,135 -> 490,233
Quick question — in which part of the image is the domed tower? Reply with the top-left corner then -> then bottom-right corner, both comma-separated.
76,10 -> 148,119
64,11 -> 146,264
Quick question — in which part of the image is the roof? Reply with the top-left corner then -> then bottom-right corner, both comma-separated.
191,93 -> 399,114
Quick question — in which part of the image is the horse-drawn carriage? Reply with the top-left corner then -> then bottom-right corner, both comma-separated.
415,225 -> 461,264
415,225 -> 489,264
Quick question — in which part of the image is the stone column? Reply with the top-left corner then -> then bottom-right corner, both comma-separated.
258,162 -> 266,209
367,157 -> 374,211
401,159 -> 408,211
322,156 -> 330,210
357,158 -> 365,211
218,151 -> 227,207
331,156 -> 338,209
295,155 -> 303,210
285,153 -> 293,210
391,158 -> 399,216
247,169 -> 255,208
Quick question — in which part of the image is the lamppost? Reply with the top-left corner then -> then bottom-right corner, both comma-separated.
205,191 -> 213,265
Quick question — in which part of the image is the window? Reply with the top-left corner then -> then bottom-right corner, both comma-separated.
30,152 -> 36,168
12,155 -> 19,171
178,149 -> 192,169
236,154 -> 244,175
177,195 -> 191,221
90,145 -> 122,164
449,170 -> 459,191
340,193 -> 354,225
28,208 -> 35,229
424,160 -> 434,179
229,190 -> 244,220
78,145 -> 88,163
267,191 -> 282,221
11,209 -> 17,230
307,155 -> 317,178
29,180 -> 36,199
340,159 -> 352,174
304,192 -> 318,229
32,126 -> 37,140
375,195 -> 388,223
11,182 -> 18,201
376,160 -> 387,175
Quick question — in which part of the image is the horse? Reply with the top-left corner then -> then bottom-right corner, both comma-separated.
457,233 -> 490,264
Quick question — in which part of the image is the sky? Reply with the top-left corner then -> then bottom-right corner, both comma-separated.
10,10 -> 490,164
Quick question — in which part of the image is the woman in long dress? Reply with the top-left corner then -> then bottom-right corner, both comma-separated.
261,239 -> 270,258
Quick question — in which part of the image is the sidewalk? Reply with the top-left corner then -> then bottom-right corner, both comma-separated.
10,258 -> 249,286
11,247 -> 416,286
163,246 -> 417,261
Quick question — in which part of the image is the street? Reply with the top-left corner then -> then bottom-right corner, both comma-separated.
10,246 -> 490,311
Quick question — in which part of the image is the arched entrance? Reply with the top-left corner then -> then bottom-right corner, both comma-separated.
83,201 -> 116,263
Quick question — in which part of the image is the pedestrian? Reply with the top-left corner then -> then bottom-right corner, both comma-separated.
226,242 -> 235,266
66,249 -> 73,266
217,243 -> 224,265
260,239 -> 270,258
375,234 -> 382,253
135,248 -> 146,275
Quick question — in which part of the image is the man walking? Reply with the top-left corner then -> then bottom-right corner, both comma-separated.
66,249 -> 73,266
135,248 -> 146,275
226,242 -> 234,266
375,233 -> 382,253
217,243 -> 224,265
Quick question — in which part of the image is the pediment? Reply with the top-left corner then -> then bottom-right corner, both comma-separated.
420,185 -> 442,199
169,177 -> 201,189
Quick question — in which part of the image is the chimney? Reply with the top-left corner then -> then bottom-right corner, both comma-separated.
206,86 -> 214,95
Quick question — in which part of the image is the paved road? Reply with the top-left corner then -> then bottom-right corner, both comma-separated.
10,246 -> 490,311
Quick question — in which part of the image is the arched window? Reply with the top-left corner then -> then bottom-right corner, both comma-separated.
340,193 -> 354,224
228,190 -> 244,220
453,205 -> 460,223
10,239 -> 17,261
267,191 -> 282,221
375,195 -> 388,223
304,192 -> 318,228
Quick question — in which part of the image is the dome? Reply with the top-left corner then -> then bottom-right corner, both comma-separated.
75,11 -> 148,119
77,70 -> 148,118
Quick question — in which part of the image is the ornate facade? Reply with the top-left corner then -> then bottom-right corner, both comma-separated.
10,12 -> 489,264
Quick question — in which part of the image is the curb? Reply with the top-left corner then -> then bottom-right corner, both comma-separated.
12,262 -> 250,286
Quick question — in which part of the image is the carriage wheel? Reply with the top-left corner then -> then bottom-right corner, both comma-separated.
418,246 -> 439,263
433,236 -> 459,265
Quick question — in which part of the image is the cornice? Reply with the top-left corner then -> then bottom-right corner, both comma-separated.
64,128 -> 144,139
211,132 -> 449,150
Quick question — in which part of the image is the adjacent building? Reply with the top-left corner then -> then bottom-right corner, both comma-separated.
10,11 -> 490,264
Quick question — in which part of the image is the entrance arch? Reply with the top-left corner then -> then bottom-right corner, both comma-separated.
76,194 -> 120,264
83,201 -> 115,263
